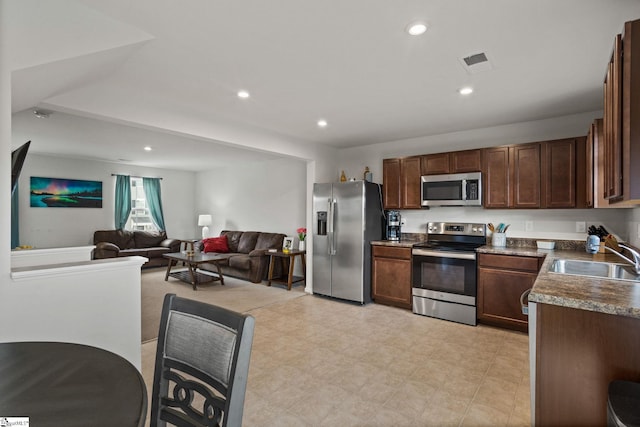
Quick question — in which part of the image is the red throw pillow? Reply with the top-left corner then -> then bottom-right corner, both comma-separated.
203,236 -> 230,253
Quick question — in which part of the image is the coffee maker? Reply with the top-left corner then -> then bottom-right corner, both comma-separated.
386,210 -> 401,241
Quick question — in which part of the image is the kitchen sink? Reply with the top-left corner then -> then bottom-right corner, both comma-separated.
549,259 -> 640,282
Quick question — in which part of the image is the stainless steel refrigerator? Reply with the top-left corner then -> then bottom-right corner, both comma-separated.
312,180 -> 384,303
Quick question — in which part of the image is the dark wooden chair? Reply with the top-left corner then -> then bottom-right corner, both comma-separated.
150,294 -> 255,427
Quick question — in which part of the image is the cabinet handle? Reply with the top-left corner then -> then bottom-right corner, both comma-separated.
520,289 -> 531,316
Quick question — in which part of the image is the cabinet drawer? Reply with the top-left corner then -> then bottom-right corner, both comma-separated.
478,253 -> 541,272
372,245 -> 411,260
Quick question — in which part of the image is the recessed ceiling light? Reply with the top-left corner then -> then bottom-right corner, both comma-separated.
459,87 -> 474,95
317,119 -> 328,128
406,21 -> 428,36
237,90 -> 250,99
144,146 -> 152,151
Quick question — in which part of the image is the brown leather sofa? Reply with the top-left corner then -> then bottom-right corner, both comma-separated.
195,230 -> 286,283
93,229 -> 181,267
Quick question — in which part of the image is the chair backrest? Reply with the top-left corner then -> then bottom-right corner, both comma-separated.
150,294 -> 255,427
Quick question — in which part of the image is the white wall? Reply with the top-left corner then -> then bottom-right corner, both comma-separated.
8,255 -> 145,369
195,157 -> 307,240
399,207 -> 630,241
14,153 -> 196,248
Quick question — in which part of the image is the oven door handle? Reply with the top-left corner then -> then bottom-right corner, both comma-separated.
412,248 -> 476,260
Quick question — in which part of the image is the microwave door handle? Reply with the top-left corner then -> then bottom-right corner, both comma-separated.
461,179 -> 468,201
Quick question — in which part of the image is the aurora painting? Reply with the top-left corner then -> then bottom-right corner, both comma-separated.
30,177 -> 103,208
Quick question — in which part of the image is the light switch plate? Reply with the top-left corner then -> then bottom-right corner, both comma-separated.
525,221 -> 534,232
576,221 -> 586,233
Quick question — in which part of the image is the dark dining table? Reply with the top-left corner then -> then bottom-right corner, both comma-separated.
0,342 -> 147,427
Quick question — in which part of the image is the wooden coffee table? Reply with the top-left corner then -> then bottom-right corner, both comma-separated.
163,252 -> 231,290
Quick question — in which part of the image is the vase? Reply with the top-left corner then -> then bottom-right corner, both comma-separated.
298,241 -> 305,251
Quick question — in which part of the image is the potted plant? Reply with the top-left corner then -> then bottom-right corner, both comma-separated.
297,227 -> 307,251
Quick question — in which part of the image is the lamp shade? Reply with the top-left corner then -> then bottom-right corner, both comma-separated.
198,214 -> 212,226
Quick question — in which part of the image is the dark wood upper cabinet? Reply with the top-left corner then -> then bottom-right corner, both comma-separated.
600,19 -> 640,205
382,157 -> 421,209
603,34 -> 623,201
401,157 -> 422,209
584,125 -> 596,208
575,136 -> 589,209
542,140 -> 573,208
451,149 -> 483,173
590,117 -> 631,208
483,143 -> 541,209
622,19 -> 640,203
511,142 -> 541,208
541,138 -> 585,208
421,149 -> 482,175
482,146 -> 511,208
483,139 -> 587,209
382,158 -> 401,209
421,153 -> 449,175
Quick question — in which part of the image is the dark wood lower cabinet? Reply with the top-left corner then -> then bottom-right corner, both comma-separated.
477,253 -> 543,332
372,246 -> 412,309
535,303 -> 640,426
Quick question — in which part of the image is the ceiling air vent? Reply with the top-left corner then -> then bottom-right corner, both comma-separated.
459,52 -> 493,74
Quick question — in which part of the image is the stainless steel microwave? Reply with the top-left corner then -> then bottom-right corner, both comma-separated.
421,172 -> 482,206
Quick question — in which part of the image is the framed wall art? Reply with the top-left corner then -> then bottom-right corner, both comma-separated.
30,177 -> 103,208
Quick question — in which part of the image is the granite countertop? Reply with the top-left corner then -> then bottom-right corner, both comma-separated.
479,245 -> 640,319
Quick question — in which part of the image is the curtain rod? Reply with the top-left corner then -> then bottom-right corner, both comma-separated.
111,174 -> 163,180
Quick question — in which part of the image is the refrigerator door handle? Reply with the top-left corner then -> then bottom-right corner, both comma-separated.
328,198 -> 337,255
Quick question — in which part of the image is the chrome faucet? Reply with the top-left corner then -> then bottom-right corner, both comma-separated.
603,244 -> 640,275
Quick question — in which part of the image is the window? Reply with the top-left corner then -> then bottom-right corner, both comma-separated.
125,177 -> 158,231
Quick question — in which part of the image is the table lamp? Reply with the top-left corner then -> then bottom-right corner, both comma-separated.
198,214 -> 212,239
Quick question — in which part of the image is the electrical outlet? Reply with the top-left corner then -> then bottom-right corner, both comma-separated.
525,221 -> 534,232
637,223 -> 640,239
400,217 -> 406,226
575,221 -> 586,233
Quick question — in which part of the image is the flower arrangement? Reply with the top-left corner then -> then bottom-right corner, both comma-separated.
297,227 -> 307,241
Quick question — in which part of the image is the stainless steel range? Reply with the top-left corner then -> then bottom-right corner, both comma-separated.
411,222 -> 486,326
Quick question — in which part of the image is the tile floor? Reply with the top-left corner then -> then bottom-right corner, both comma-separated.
141,292 -> 531,426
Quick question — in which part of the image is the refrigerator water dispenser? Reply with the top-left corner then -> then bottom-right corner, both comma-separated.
317,211 -> 327,235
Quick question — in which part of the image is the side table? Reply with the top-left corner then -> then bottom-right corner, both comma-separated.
267,249 -> 306,290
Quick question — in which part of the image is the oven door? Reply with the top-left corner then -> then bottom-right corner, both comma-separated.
411,248 -> 477,299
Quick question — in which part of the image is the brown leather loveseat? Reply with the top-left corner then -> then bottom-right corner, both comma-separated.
93,229 -> 181,267
195,230 -> 286,283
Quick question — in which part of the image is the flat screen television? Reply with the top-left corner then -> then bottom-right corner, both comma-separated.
11,141 -> 30,195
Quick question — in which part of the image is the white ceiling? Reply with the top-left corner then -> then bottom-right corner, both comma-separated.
7,0 -> 640,171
